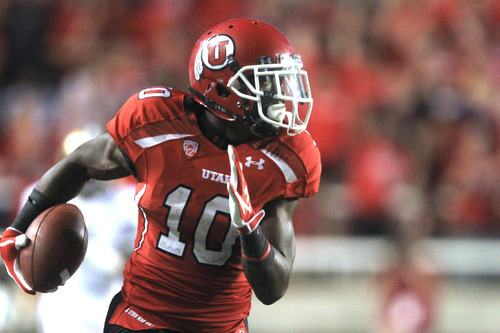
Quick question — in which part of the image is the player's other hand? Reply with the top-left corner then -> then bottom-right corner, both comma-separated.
0,227 -> 36,295
227,145 -> 265,234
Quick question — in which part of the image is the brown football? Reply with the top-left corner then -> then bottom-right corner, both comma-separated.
19,203 -> 88,292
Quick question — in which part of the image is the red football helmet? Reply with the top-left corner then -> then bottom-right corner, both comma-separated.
188,18 -> 312,136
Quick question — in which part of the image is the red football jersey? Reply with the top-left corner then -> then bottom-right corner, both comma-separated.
106,87 -> 321,332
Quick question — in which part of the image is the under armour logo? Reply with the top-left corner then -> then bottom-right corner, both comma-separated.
245,156 -> 265,170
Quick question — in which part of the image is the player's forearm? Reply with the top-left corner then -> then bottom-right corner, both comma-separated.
243,247 -> 292,305
10,158 -> 90,232
240,226 -> 293,305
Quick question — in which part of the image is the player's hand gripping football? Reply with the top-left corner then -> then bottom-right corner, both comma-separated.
0,227 -> 35,294
227,145 -> 265,234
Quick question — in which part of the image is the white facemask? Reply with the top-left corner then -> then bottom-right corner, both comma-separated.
227,54 -> 313,136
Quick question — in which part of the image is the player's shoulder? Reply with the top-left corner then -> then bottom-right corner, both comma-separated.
253,130 -> 322,198
282,130 -> 321,162
120,86 -> 189,122
271,129 -> 321,171
107,86 -> 198,145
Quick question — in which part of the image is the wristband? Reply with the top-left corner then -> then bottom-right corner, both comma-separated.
242,245 -> 275,268
240,226 -> 274,266
11,189 -> 57,232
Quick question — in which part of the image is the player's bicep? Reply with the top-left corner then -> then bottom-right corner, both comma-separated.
70,132 -> 132,180
261,198 -> 298,263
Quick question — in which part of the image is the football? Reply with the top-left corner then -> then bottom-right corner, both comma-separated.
19,203 -> 88,292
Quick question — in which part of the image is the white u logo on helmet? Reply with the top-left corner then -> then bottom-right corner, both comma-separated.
194,35 -> 235,80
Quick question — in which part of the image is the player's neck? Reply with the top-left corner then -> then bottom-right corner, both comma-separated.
198,111 -> 238,150
186,97 -> 259,148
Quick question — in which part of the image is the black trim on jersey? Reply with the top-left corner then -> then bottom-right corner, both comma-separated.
118,147 -> 137,179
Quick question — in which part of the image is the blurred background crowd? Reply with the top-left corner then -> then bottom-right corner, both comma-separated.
1,0 -> 500,332
1,0 -> 500,239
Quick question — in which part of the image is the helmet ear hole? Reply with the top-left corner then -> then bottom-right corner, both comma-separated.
216,84 -> 231,98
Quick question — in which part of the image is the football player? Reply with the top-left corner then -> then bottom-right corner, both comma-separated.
0,18 -> 321,333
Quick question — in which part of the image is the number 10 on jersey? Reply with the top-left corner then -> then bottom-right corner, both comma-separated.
152,185 -> 240,267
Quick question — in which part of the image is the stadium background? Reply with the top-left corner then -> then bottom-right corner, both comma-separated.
0,0 -> 500,332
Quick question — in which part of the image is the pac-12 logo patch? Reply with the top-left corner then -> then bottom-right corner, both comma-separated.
194,34 -> 235,80
183,140 -> 199,159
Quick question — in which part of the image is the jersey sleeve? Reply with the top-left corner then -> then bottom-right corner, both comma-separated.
281,131 -> 321,198
251,130 -> 321,202
106,93 -> 144,165
106,87 -> 194,175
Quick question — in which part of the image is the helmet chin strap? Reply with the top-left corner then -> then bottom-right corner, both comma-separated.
188,86 -> 243,121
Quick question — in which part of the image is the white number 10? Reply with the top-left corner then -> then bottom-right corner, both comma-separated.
156,186 -> 239,266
